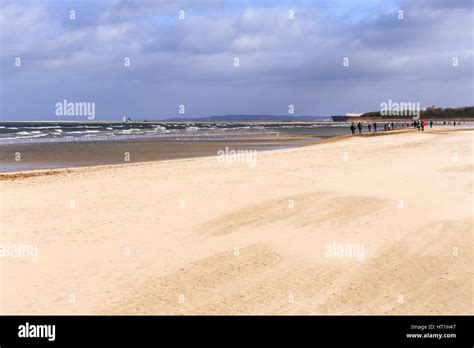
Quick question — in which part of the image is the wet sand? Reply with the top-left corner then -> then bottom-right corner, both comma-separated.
0,134 -> 319,172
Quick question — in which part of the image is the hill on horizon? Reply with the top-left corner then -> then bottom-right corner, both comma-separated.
160,115 -> 331,122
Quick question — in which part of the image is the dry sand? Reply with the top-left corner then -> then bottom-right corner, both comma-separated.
0,128 -> 472,314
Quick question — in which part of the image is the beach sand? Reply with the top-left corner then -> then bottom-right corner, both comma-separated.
0,128 -> 472,314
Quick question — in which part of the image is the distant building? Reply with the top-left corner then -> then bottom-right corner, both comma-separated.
332,112 -> 363,122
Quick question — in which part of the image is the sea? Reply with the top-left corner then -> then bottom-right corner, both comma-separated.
0,121 -> 350,144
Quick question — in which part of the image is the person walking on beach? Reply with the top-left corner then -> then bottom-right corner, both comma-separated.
421,119 -> 426,131
350,122 -> 356,135
368,123 -> 372,132
373,122 -> 377,132
357,122 -> 362,134
454,121 -> 456,127
417,120 -> 421,131
430,121 -> 433,128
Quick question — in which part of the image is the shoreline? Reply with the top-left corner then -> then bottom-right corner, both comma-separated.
1,127 -> 472,179
0,134 -> 316,174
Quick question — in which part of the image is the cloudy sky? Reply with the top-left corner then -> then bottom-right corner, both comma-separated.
0,0 -> 472,121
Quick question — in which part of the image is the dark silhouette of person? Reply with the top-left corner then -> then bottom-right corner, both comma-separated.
373,122 -> 377,132
357,122 -> 362,134
430,121 -> 433,128
350,122 -> 356,134
368,123 -> 372,132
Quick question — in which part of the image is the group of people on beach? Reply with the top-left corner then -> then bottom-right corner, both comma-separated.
350,119 -> 459,135
350,121 -> 384,134
413,119 -> 427,131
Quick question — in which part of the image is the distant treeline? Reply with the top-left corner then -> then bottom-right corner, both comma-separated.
362,106 -> 474,119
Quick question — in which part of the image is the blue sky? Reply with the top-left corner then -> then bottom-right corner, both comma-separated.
0,0 -> 472,121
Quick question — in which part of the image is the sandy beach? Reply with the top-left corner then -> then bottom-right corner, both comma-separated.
0,128 -> 472,315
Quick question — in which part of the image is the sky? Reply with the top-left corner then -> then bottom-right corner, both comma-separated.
0,0 -> 473,121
